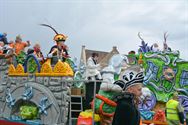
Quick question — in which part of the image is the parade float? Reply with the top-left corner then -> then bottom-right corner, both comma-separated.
136,33 -> 188,119
0,30 -> 188,125
0,25 -> 76,125
91,32 -> 188,124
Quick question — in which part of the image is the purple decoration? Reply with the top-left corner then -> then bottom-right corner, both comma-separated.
138,92 -> 156,110
178,95 -> 188,115
138,41 -> 151,53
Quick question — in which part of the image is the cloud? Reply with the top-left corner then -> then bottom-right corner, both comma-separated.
0,0 -> 187,60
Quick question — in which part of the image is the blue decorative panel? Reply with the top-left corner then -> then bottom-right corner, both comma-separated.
180,70 -> 188,87
144,61 -> 159,84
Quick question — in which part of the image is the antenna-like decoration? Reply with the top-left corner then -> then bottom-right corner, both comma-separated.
164,32 -> 168,43
138,32 -> 144,41
40,24 -> 58,35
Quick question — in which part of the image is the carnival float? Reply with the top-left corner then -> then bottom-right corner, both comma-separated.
0,28 -> 188,125
0,25 -> 76,125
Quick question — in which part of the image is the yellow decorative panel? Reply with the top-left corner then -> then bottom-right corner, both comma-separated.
64,62 -> 74,76
40,62 -> 53,73
16,64 -> 24,73
8,64 -> 16,75
8,64 -> 28,76
53,60 -> 67,74
7,59 -> 75,77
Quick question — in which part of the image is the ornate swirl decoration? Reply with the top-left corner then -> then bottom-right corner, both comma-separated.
144,53 -> 170,65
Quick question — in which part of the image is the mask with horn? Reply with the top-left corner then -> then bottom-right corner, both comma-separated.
40,24 -> 68,42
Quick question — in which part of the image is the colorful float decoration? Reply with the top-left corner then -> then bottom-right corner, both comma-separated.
92,32 -> 188,123
1,30 -> 188,125
0,25 -> 76,125
135,32 -> 188,121
77,110 -> 100,125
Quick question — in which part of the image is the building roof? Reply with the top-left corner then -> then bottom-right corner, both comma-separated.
80,45 -> 120,68
100,46 -> 119,67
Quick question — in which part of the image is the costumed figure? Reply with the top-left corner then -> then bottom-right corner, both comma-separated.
112,66 -> 144,125
151,43 -> 159,52
85,52 -> 102,80
0,32 -> 8,44
85,52 -> 102,109
94,65 -> 144,125
1,40 -> 16,64
127,51 -> 138,65
153,110 -> 166,122
33,43 -> 44,63
163,32 -> 171,52
108,54 -> 129,80
93,54 -> 129,118
93,65 -> 122,125
14,35 -> 30,55
13,35 -> 30,64
139,87 -> 155,120
40,24 -> 69,64
2,40 -> 14,55
0,42 -> 4,55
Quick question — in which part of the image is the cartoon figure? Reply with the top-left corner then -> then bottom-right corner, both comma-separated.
2,40 -> 14,55
33,43 -> 44,62
14,35 -> 30,55
40,24 -> 69,64
153,110 -> 166,122
0,32 -> 8,44
163,32 -> 171,52
112,67 -> 144,125
151,43 -> 159,52
94,65 -> 144,125
0,42 -> 4,55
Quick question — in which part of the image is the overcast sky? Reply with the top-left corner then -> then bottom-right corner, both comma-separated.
0,0 -> 188,60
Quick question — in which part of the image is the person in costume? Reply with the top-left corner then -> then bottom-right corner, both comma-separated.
112,66 -> 144,125
14,35 -> 30,55
85,52 -> 102,109
40,24 -> 69,63
86,52 -> 102,80
166,92 -> 184,125
48,39 -> 69,61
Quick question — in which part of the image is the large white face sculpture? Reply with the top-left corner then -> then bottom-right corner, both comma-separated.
109,54 -> 129,74
100,65 -> 123,92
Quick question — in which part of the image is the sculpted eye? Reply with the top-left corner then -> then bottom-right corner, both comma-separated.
123,75 -> 128,81
129,72 -> 134,79
114,80 -> 125,89
136,72 -> 143,78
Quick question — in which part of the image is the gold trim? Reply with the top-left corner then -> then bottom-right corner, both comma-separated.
8,60 -> 74,77
8,64 -> 16,75
16,64 -> 24,73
